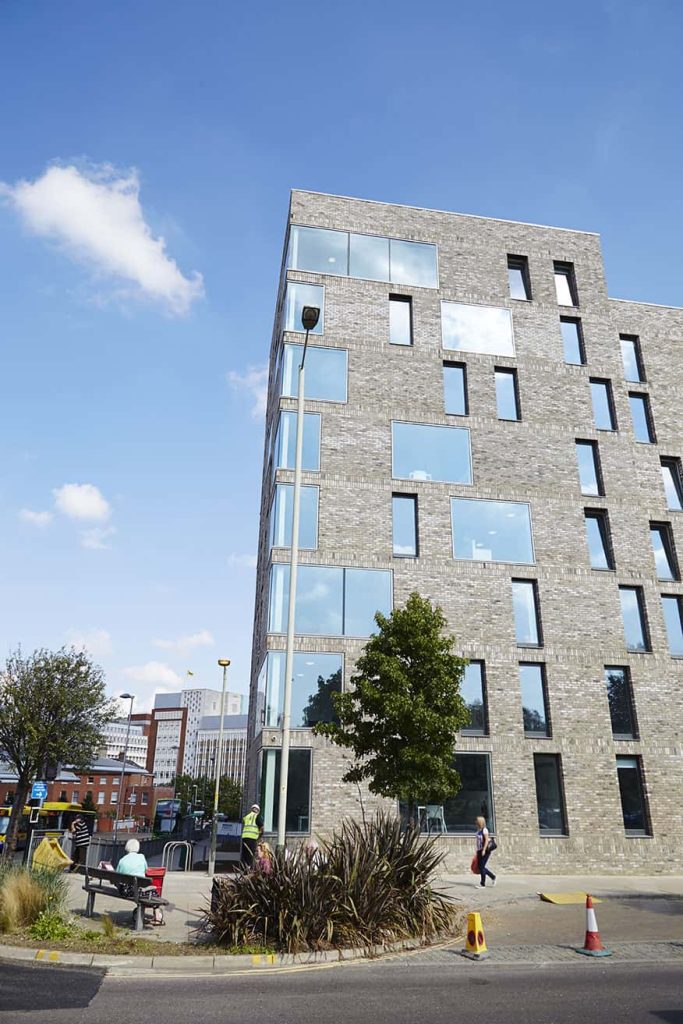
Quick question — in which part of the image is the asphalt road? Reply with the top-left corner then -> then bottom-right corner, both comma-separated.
2,959 -> 682,1024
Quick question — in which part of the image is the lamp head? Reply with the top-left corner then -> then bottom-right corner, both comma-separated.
120,693 -> 135,701
301,306 -> 320,332
217,659 -> 231,667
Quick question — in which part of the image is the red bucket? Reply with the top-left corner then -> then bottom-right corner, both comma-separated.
145,867 -> 167,896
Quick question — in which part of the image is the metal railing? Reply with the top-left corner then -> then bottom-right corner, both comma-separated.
161,841 -> 193,871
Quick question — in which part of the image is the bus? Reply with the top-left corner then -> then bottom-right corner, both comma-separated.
0,802 -> 97,850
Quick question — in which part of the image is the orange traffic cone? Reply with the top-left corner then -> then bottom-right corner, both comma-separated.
575,894 -> 612,957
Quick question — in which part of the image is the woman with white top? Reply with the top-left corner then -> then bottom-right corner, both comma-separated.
474,816 -> 496,888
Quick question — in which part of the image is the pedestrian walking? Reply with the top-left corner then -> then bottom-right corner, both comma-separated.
68,815 -> 91,873
241,803 -> 263,866
474,815 -> 496,888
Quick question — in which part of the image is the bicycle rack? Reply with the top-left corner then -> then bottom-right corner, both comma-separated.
161,840 -> 193,871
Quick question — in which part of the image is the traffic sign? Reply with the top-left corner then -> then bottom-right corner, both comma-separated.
31,782 -> 48,801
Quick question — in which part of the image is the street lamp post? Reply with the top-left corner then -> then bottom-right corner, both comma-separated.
113,693 -> 135,851
277,305 -> 320,851
208,658 -> 230,875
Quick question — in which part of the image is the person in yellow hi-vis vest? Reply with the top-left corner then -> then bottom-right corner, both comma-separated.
241,803 -> 263,866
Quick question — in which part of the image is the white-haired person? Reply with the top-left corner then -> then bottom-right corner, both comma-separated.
116,839 -> 164,925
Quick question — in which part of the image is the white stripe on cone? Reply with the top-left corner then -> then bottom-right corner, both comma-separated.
586,906 -> 598,932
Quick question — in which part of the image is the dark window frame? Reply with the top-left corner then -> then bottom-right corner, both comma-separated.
619,334 -> 646,383
389,293 -> 413,347
520,661 -> 551,737
584,508 -> 615,571
443,361 -> 468,416
460,659 -> 489,736
589,377 -> 618,431
618,585 -> 652,653
628,391 -> 656,444
661,593 -> 683,658
553,260 -> 579,306
576,439 -> 605,497
494,366 -> 521,421
649,521 -> 680,581
616,755 -> 651,837
560,316 -> 586,365
604,664 -> 639,740
533,753 -> 569,836
661,457 -> 683,511
507,254 -> 532,301
391,492 -> 419,558
512,578 -> 543,647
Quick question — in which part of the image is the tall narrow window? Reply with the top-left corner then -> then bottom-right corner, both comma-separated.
616,757 -> 650,835
392,494 -> 418,557
507,255 -> 531,300
560,317 -> 585,365
629,392 -> 655,443
553,261 -> 578,306
389,295 -> 413,346
512,579 -> 542,646
534,754 -> 568,835
443,362 -> 468,415
590,379 -> 617,431
284,282 -> 324,334
584,510 -> 614,570
618,586 -> 650,652
495,368 -> 521,421
605,666 -> 638,739
661,595 -> 683,657
576,440 -> 603,496
649,522 -> 679,581
461,661 -> 487,735
661,458 -> 683,511
620,334 -> 645,382
519,663 -> 550,736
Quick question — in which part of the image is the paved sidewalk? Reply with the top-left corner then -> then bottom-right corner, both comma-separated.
438,871 -> 683,901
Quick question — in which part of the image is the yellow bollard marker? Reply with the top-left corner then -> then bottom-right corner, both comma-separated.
461,911 -> 490,960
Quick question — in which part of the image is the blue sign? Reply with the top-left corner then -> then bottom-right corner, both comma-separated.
31,782 -> 48,801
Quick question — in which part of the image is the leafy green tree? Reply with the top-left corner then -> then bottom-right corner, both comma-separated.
171,772 -> 242,819
302,668 -> 342,727
0,647 -> 117,860
314,593 -> 469,822
81,791 -> 96,813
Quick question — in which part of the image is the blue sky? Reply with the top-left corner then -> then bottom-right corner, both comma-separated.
1,0 -> 682,710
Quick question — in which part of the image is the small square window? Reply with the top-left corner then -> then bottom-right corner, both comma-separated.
495,368 -> 521,421
618,586 -> 650,652
443,362 -> 468,416
590,379 -> 617,431
576,440 -> 604,496
560,317 -> 585,365
649,522 -> 679,581
584,509 -> 615,570
553,261 -> 578,306
392,494 -> 419,557
604,666 -> 638,739
629,392 -> 656,443
507,255 -> 531,300
519,662 -> 550,736
389,295 -> 413,346
661,458 -> 683,511
620,334 -> 645,383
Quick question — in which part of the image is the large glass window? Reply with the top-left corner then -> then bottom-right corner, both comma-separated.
275,411 -> 321,472
618,586 -> 650,652
661,595 -> 683,656
441,302 -> 514,356
590,379 -> 617,430
392,494 -> 418,556
288,225 -> 348,276
620,335 -> 645,383
604,666 -> 637,739
512,579 -> 541,645
269,564 -> 392,637
390,238 -> 438,288
534,754 -> 568,835
553,261 -> 578,306
270,484 -> 318,549
576,440 -> 603,496
519,663 -> 550,736
507,255 -> 531,300
392,422 -> 472,484
443,362 -> 468,415
284,282 -> 324,334
402,753 -> 494,835
260,749 -> 311,834
281,344 -> 347,402
560,317 -> 585,365
629,392 -> 655,443
452,498 -> 534,564
584,510 -> 614,570
349,232 -> 389,281
650,523 -> 679,581
389,295 -> 413,346
263,651 -> 342,729
661,458 -> 683,511
495,368 -> 521,421
461,661 -> 487,735
616,757 -> 649,835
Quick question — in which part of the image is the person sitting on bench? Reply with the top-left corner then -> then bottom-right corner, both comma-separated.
116,839 -> 164,925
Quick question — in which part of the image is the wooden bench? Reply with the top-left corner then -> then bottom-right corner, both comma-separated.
82,866 -> 170,932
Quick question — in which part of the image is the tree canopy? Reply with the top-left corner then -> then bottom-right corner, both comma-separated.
0,646 -> 117,858
171,772 -> 243,820
314,593 -> 469,818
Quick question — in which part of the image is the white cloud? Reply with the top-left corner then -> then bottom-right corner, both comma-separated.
81,525 -> 116,550
0,163 -> 204,315
228,553 -> 257,569
123,661 -> 183,688
153,629 -> 215,655
227,365 -> 268,420
53,482 -> 111,521
18,508 -> 53,528
66,628 -> 112,658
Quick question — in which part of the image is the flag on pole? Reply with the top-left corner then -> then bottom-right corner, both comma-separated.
187,669 -> 194,677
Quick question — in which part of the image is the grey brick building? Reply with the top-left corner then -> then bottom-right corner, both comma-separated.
246,190 -> 683,873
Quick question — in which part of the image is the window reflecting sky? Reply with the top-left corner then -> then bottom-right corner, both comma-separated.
443,364 -> 467,415
349,232 -> 389,281
590,380 -> 615,430
284,282 -> 324,333
389,297 -> 412,345
452,498 -> 534,563
554,268 -> 575,306
392,421 -> 471,483
392,494 -> 417,555
389,238 -> 438,287
270,483 -> 318,549
629,393 -> 653,442
661,595 -> 683,656
289,225 -> 348,276
662,462 -> 683,511
576,441 -> 601,495
585,513 -> 610,569
442,302 -> 514,356
282,344 -> 347,402
269,564 -> 391,637
495,369 -> 519,420
620,337 -> 642,382
560,318 -> 583,364
650,526 -> 675,580
520,663 -> 548,734
512,580 -> 539,644
288,226 -> 437,288
265,651 -> 342,729
508,264 -> 528,300
277,411 -> 321,471
619,587 -> 647,651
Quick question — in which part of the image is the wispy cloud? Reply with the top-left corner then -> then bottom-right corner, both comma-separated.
228,553 -> 257,569
123,661 -> 183,688
153,629 -> 215,655
227,365 -> 268,420
0,162 -> 204,315
81,525 -> 116,550
53,482 -> 111,521
66,627 -> 112,658
18,508 -> 53,528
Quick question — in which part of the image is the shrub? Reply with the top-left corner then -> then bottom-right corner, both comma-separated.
0,866 -> 68,933
205,812 -> 457,953
28,911 -> 75,941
